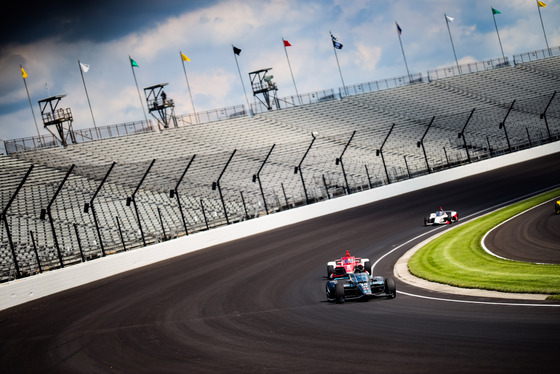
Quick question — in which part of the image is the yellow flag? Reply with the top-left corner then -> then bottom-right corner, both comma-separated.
21,66 -> 28,78
181,53 -> 190,62
538,1 -> 546,7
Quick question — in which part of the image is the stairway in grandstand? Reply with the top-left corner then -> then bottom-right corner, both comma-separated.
1,52 -> 559,282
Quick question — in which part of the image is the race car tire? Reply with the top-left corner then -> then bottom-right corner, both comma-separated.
364,261 -> 371,274
384,278 -> 396,299
424,217 -> 428,226
335,282 -> 345,304
327,265 -> 334,277
326,283 -> 333,301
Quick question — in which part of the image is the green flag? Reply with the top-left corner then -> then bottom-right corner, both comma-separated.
492,7 -> 501,15
130,57 -> 139,67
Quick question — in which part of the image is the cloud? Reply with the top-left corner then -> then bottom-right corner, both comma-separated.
1,0 -> 559,144
353,43 -> 382,72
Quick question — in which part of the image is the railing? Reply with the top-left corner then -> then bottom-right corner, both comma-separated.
176,104 -> 248,125
427,56 -> 510,81
4,120 -> 155,154
147,98 -> 174,111
513,46 -> 560,64
42,108 -> 73,125
341,73 -> 425,97
250,89 -> 339,113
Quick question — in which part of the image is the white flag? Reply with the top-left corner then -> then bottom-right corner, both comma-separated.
80,62 -> 90,73
446,15 -> 454,22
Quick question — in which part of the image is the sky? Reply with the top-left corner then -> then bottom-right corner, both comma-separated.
0,0 -> 558,148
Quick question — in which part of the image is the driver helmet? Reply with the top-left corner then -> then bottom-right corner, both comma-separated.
354,264 -> 364,273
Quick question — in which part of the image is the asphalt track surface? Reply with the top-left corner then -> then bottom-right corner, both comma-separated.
1,153 -> 559,373
484,198 -> 560,264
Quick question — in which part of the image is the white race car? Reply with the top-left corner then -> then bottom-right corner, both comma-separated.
424,208 -> 458,226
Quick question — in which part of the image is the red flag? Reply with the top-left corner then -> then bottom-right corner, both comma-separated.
283,39 -> 292,47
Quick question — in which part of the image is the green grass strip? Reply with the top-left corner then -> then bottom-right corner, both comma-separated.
409,188 -> 560,296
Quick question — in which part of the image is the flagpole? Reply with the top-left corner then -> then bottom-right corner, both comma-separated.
180,51 -> 198,124
78,59 -> 97,131
129,55 -> 149,124
491,7 -> 505,60
396,22 -> 411,82
445,14 -> 460,73
232,45 -> 252,116
536,1 -> 550,56
333,47 -> 347,96
283,38 -> 301,105
20,65 -> 41,141
330,31 -> 347,97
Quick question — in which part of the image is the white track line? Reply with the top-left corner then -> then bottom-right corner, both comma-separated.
397,290 -> 560,307
481,197 -> 559,263
371,186 -> 560,307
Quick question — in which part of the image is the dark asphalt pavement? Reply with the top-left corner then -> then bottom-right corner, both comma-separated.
0,152 -> 559,373
485,197 -> 560,263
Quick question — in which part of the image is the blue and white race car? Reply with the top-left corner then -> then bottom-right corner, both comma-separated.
326,267 -> 396,303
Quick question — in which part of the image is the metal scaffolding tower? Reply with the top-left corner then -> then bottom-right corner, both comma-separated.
144,83 -> 177,129
249,68 -> 279,110
38,95 -> 75,146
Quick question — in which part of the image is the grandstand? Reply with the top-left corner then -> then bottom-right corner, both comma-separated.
1,47 -> 559,282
